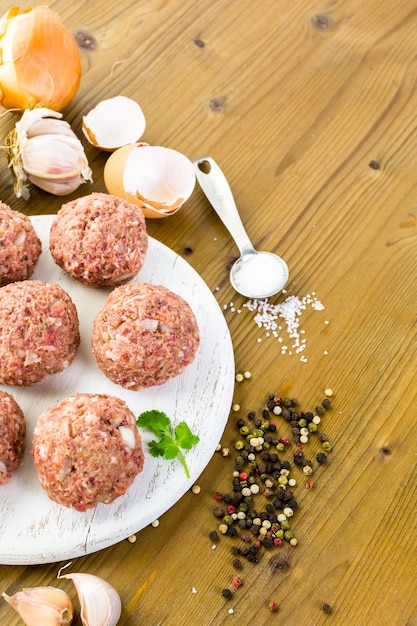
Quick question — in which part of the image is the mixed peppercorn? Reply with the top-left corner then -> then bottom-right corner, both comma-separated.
210,387 -> 334,606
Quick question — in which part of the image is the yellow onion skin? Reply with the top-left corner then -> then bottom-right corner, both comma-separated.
0,6 -> 81,111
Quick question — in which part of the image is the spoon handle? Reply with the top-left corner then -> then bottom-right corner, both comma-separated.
193,157 -> 255,256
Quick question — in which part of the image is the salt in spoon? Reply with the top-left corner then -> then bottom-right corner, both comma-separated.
193,156 -> 289,299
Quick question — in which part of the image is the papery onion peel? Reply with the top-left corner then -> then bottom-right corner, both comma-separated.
0,6 -> 81,111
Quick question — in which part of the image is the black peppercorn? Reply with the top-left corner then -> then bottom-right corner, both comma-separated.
316,452 -> 327,464
322,603 -> 332,613
222,589 -> 233,599
209,530 -> 219,541
232,558 -> 242,569
304,411 -> 314,423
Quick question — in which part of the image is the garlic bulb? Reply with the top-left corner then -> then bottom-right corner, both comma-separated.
2,586 -> 73,625
60,572 -> 121,626
6,108 -> 93,199
0,6 -> 81,111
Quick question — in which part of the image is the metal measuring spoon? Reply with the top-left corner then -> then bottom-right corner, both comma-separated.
193,156 -> 289,299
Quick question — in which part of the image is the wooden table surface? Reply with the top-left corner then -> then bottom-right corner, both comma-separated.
1,0 -> 417,624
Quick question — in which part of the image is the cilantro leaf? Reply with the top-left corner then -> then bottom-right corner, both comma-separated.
174,421 -> 200,450
136,410 -> 200,478
136,409 -> 170,437
148,435 -> 178,460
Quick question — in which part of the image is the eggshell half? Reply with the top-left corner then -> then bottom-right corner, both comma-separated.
104,143 -> 196,219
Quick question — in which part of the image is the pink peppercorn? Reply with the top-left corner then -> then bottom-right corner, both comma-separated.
269,600 -> 279,612
239,472 -> 248,481
273,537 -> 283,547
233,576 -> 243,588
227,504 -> 236,514
279,437 -> 290,445
214,491 -> 223,501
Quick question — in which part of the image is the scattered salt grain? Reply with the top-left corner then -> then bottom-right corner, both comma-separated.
240,292 -> 326,360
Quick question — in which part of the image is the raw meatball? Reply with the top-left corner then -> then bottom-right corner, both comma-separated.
0,202 -> 41,285
32,393 -> 144,511
0,391 -> 26,485
49,192 -> 148,287
91,282 -> 200,390
0,280 -> 80,386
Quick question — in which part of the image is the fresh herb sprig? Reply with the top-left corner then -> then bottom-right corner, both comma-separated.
136,410 -> 200,478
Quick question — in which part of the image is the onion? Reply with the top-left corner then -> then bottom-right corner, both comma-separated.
0,6 -> 81,111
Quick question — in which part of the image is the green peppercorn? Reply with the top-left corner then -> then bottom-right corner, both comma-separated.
284,530 -> 293,541
234,440 -> 245,450
223,515 -> 234,526
308,422 -> 318,432
322,441 -> 332,452
239,426 -> 250,436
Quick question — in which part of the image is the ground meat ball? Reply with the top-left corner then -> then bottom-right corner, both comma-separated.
32,393 -> 144,511
0,391 -> 26,485
91,282 -> 200,390
0,280 -> 80,386
0,202 -> 41,286
49,192 -> 148,287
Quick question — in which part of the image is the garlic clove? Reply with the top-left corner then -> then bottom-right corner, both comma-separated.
26,117 -> 77,139
60,572 -> 121,626
82,96 -> 146,151
2,586 -> 73,625
104,143 -> 196,218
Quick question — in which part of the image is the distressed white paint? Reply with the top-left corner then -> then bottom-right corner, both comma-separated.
0,215 -> 234,565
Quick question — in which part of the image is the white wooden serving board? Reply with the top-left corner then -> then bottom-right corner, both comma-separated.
0,215 -> 234,565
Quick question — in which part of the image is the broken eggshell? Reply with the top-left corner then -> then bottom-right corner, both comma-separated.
103,143 -> 196,218
82,96 -> 146,151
